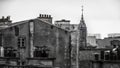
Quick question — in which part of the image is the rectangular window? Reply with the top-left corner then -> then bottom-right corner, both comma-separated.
17,37 -> 26,48
4,47 -> 16,57
34,46 -> 49,57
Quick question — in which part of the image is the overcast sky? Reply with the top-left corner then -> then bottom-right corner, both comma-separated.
0,0 -> 120,38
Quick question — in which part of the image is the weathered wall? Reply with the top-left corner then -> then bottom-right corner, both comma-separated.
79,60 -> 120,68
0,17 -> 71,68
2,21 -> 30,58
97,37 -> 120,48
79,49 -> 110,61
34,19 -> 71,68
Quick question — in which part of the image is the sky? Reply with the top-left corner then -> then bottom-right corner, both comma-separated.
0,0 -> 120,38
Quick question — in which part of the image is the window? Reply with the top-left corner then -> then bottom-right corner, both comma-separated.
94,53 -> 100,60
17,37 -> 26,48
51,25 -> 54,29
0,33 -> 2,46
4,47 -> 17,57
34,46 -> 49,57
14,26 -> 19,36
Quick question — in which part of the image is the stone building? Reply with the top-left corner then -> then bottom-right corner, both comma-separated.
97,36 -> 120,48
54,19 -> 78,31
87,36 -> 98,47
0,14 -> 71,68
108,33 -> 120,38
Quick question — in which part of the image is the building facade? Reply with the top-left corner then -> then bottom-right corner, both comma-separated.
0,14 -> 71,68
87,36 -> 98,47
97,37 -> 120,48
108,33 -> 120,38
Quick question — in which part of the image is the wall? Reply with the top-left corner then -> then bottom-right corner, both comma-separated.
92,61 -> 120,68
79,49 -> 111,61
97,37 -> 120,48
33,18 -> 71,68
1,21 -> 30,58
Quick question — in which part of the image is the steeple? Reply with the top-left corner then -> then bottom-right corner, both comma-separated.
78,5 -> 87,49
78,6 -> 86,29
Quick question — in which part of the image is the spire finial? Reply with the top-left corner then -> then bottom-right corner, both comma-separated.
81,5 -> 84,14
81,5 -> 84,20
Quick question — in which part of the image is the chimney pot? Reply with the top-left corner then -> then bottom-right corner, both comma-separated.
2,16 -> 4,19
45,14 -> 47,17
47,15 -> 48,18
42,14 -> 44,17
6,16 -> 10,20
39,14 -> 42,17
49,15 -> 51,18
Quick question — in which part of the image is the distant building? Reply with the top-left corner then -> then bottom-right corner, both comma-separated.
54,6 -> 88,68
88,33 -> 101,39
108,33 -> 120,38
0,14 -> 71,68
97,36 -> 120,48
55,19 -> 78,31
54,6 -> 120,68
87,36 -> 97,47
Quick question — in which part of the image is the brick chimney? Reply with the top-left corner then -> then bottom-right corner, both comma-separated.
0,16 -> 12,26
38,14 -> 52,24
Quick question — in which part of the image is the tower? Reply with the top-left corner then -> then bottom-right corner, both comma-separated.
78,6 -> 87,49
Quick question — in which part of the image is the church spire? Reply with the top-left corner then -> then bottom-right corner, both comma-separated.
78,5 -> 86,28
78,5 -> 87,49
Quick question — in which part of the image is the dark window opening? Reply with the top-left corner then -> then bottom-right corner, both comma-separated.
4,47 -> 17,57
94,53 -> 99,60
51,25 -> 54,29
14,26 -> 19,36
34,46 -> 49,58
65,31 -> 68,34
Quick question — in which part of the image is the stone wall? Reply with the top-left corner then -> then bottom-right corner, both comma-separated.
1,21 -> 30,58
34,19 -> 71,68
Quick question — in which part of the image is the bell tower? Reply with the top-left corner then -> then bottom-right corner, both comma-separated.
78,6 -> 87,49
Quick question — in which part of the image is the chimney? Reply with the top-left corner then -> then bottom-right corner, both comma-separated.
6,16 -> 12,23
0,16 -> 12,26
2,16 -> 4,20
6,16 -> 10,20
38,14 -> 52,24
